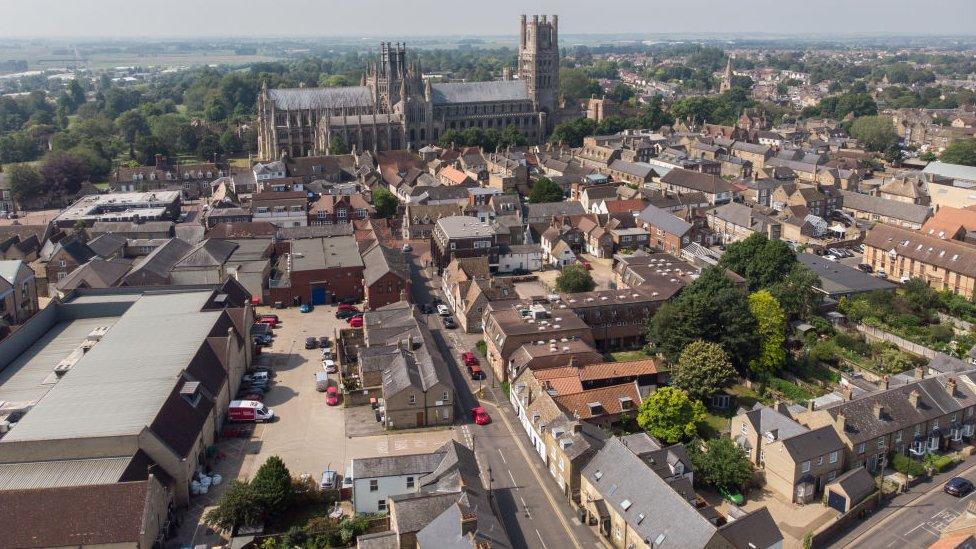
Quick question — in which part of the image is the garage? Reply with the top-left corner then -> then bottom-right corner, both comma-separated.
824,467 -> 876,514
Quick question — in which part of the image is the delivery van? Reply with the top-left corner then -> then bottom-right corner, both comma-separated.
315,372 -> 330,392
228,400 -> 275,422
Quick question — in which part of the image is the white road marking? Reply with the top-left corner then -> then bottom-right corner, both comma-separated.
509,470 -> 518,487
536,529 -> 548,549
497,448 -> 508,464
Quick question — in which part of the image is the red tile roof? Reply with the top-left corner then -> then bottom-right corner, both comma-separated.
552,382 -> 642,419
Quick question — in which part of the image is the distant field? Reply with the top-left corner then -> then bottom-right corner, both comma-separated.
0,44 -> 280,70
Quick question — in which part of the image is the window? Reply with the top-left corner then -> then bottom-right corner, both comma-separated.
409,395 -> 416,405
877,437 -> 885,449
827,470 -> 838,482
829,451 -> 839,464
817,456 -> 824,466
801,460 -> 811,473
857,443 -> 866,454
369,480 -> 378,492
406,476 -> 414,489
895,431 -> 903,444
378,499 -> 387,511
442,391 -> 449,402
59,260 -> 66,267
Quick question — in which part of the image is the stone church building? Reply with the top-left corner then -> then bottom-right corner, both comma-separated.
257,14 -> 559,159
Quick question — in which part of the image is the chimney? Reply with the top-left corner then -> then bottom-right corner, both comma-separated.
842,386 -> 854,401
573,422 -> 582,434
873,402 -> 884,420
834,412 -> 846,433
460,512 -> 478,536
807,399 -> 815,412
881,375 -> 890,390
915,365 -> 925,380
948,378 -> 957,396
909,389 -> 921,410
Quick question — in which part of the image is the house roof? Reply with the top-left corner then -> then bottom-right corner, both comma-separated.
552,382 -> 642,419
0,481 -> 154,548
661,168 -> 733,195
638,204 -> 692,236
717,507 -> 784,549
826,466 -> 876,503
921,206 -> 976,239
839,190 -> 931,225
780,425 -> 846,462
525,201 -> 586,219
864,223 -> 976,279
435,216 -> 494,239
923,160 -> 976,183
55,258 -> 132,292
175,239 -> 238,269
351,451 -> 445,479
797,253 -> 896,296
86,232 -> 127,258
363,244 -> 409,287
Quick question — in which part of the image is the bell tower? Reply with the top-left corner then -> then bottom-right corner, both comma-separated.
518,14 -> 559,128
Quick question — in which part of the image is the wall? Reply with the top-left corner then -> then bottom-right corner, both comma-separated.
354,474 -> 418,513
140,474 -> 173,549
366,272 -> 409,311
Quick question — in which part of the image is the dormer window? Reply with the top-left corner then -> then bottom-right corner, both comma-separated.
180,381 -> 201,407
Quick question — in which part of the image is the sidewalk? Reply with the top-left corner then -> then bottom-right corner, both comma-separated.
826,454 -> 976,547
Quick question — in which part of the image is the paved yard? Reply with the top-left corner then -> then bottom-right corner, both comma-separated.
726,487 -> 837,548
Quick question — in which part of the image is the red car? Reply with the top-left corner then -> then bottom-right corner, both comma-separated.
256,316 -> 278,328
580,260 -> 592,270
326,386 -> 340,406
349,315 -> 364,328
470,406 -> 491,425
337,303 -> 359,312
468,363 -> 484,380
237,392 -> 264,402
461,351 -> 479,366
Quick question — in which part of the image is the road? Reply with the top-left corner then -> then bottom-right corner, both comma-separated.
833,459 -> 976,548
408,244 -> 598,549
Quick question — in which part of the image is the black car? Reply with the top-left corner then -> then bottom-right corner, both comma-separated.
336,309 -> 358,320
338,297 -> 362,305
442,316 -> 457,329
857,263 -> 874,273
419,303 -> 434,314
945,477 -> 974,497
305,337 -> 318,349
319,336 -> 330,348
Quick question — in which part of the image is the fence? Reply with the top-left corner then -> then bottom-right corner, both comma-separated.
856,324 -> 939,359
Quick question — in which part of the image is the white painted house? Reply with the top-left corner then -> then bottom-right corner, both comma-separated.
347,451 -> 445,513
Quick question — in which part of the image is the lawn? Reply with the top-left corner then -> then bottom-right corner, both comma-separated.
701,413 -> 730,438
604,350 -> 651,362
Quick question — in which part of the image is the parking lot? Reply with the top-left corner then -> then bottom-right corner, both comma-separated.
242,304 -> 457,481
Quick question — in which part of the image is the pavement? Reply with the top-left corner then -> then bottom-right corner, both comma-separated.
407,242 -> 600,549
828,456 -> 976,548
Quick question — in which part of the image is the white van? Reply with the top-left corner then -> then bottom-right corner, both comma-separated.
315,372 -> 330,392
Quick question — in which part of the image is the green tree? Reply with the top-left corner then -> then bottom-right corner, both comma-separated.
877,348 -> 914,374
372,187 -> 398,218
748,290 -> 787,377
498,124 -> 527,148
646,266 -> 759,371
769,263 -> 823,320
40,151 -> 90,196
115,109 -> 150,159
203,480 -> 263,532
636,387 -> 706,444
671,340 -> 737,401
849,115 -> 899,153
250,455 -> 293,514
559,68 -> 601,102
219,128 -> 243,156
687,437 -> 753,490
196,134 -> 220,161
548,117 -> 597,147
940,139 -> 976,166
328,137 -> 350,155
718,233 -> 797,291
5,163 -> 42,201
554,264 -> 595,293
528,177 -> 564,203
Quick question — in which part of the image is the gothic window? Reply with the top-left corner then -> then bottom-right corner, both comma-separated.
410,129 -> 416,142
420,128 -> 426,141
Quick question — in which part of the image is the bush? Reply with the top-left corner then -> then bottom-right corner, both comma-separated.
766,377 -> 814,402
925,454 -> 958,473
475,340 -> 487,357
892,453 -> 926,477
251,456 -> 293,515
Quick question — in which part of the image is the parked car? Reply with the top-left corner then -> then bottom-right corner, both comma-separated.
468,363 -> 484,380
315,372 -> 330,392
825,254 -> 838,262
323,359 -> 337,373
346,314 -> 364,325
320,470 -> 339,489
442,316 -> 457,329
401,243 -> 412,252
580,260 -> 592,270
337,303 -> 359,312
857,263 -> 874,273
318,336 -> 330,348
299,303 -> 313,313
237,391 -> 264,402
946,477 -> 974,497
876,269 -> 887,278
349,316 -> 364,328
461,351 -> 479,366
325,386 -> 340,406
255,317 -> 277,328
228,400 -> 275,422
420,303 -> 434,314
321,347 -> 334,360
336,309 -> 359,320
253,334 -> 273,346
305,337 -> 318,350
470,406 -> 491,425
437,304 -> 451,316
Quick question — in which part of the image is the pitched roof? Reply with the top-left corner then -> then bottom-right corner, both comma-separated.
86,232 -> 127,258
351,451 -> 446,479
661,168 -> 732,195
638,204 -> 692,235
430,80 -> 530,105
717,507 -> 784,549
780,425 -> 846,462
839,190 -> 931,224
923,160 -> 976,183
553,382 -> 642,419
175,239 -> 238,269
363,244 -> 409,286
864,223 -> 976,279
55,257 -> 132,291
921,206 -> 976,239
525,201 -> 586,218
268,86 -> 374,110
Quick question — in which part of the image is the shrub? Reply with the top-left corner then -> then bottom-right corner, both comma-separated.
809,340 -> 840,366
892,453 -> 926,477
475,340 -> 487,357
250,456 -> 293,515
924,454 -> 958,473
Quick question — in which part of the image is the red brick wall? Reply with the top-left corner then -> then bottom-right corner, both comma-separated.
269,266 -> 365,305
365,272 -> 412,310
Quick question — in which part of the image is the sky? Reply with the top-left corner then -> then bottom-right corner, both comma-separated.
0,0 -> 973,39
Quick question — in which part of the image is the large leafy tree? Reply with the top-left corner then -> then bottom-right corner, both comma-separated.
747,290 -> 787,377
849,115 -> 899,153
636,387 -> 706,444
115,109 -> 150,158
718,233 -> 797,291
250,455 -> 293,514
528,177 -> 564,203
372,187 -> 398,218
555,264 -> 595,293
6,163 -> 43,201
671,340 -> 737,401
769,263 -> 823,320
40,152 -> 90,195
940,139 -> 976,167
328,137 -> 350,155
687,437 -> 753,490
203,480 -> 263,532
646,266 -> 759,371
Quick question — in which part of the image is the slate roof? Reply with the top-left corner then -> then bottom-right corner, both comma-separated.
827,466 -> 876,504
781,425 -> 846,462
175,239 -> 238,269
717,507 -> 784,549
267,86 -> 374,110
363,243 -> 409,286
638,204 -> 692,235
839,190 -> 932,225
864,223 -> 976,279
87,232 -> 127,258
351,451 -> 446,479
797,253 -> 896,296
661,168 -> 732,195
123,238 -> 193,284
430,80 -> 530,105
740,405 -> 809,440
55,258 -> 132,292
525,201 -> 586,219
609,160 -> 655,179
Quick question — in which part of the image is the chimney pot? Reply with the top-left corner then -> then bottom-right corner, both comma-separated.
835,412 -> 846,432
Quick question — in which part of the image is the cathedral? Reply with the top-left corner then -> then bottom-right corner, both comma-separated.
256,14 -> 559,160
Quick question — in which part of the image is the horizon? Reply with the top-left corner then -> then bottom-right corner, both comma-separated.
1,0 -> 974,40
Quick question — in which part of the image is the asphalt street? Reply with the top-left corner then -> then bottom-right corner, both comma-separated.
408,248 -> 597,549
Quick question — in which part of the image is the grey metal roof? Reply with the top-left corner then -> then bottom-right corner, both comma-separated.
638,204 -> 691,236
797,253 -> 896,297
175,239 -> 238,269
430,80 -> 530,105
582,437 -> 718,548
291,236 -> 364,271
1,291 -> 220,442
923,160 -> 976,183
267,87 -> 374,110
609,160 -> 655,179
0,456 -> 133,490
351,451 -> 445,479
839,190 -> 932,224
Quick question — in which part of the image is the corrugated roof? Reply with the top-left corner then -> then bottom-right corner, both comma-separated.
0,456 -> 133,490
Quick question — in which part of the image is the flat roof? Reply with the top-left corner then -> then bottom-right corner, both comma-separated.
291,236 -> 363,271
1,291 -> 219,443
54,191 -> 181,223
488,299 -> 590,337
798,253 -> 896,296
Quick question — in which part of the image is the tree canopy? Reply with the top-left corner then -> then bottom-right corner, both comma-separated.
528,177 -> 564,203
555,264 -> 596,293
671,340 -> 738,401
250,455 -> 293,514
372,187 -> 398,218
769,263 -> 823,321
849,115 -> 899,153
687,437 -> 753,490
748,290 -> 787,377
636,387 -> 706,444
646,266 -> 759,371
718,233 -> 797,292
203,480 -> 263,532
940,139 -> 976,167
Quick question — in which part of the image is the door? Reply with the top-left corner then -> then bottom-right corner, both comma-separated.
826,490 -> 847,513
416,411 -> 425,427
311,287 -> 327,305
